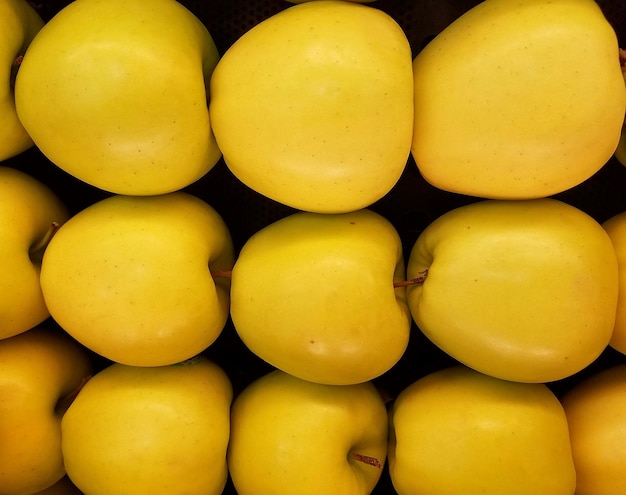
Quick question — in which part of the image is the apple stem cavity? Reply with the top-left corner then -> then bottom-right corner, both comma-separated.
29,221 -> 61,265
55,374 -> 93,416
10,54 -> 24,90
350,452 -> 383,469
394,269 -> 428,288
620,48 -> 626,73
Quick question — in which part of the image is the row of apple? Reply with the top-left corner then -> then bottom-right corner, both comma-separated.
4,321 -> 626,495
4,0 -> 625,209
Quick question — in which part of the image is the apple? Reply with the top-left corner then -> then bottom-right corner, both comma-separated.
0,0 -> 43,162
560,363 -> 626,495
14,0 -> 222,195
61,356 -> 232,495
40,192 -> 234,367
406,198 -> 618,383
230,208 -> 411,385
0,165 -> 70,340
0,326 -> 92,495
388,365 -> 576,495
411,0 -> 626,199
209,0 -> 413,213
602,211 -> 626,354
227,369 -> 388,495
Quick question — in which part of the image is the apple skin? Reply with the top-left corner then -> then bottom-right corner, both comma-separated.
0,326 -> 92,495
561,364 -> 626,495
61,356 -> 232,495
411,0 -> 626,199
388,365 -> 576,495
40,192 -> 234,366
406,198 -> 618,383
0,166 -> 70,339
0,0 -> 43,161
228,369 -> 388,495
230,208 -> 411,385
602,211 -> 626,354
209,0 -> 413,213
14,0 -> 221,195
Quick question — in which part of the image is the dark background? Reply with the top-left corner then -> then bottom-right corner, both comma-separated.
6,1 -> 626,493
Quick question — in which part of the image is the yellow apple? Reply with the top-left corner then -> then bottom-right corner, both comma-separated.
561,363 -> 626,495
0,0 -> 43,161
411,0 -> 626,199
14,0 -> 221,195
0,165 -> 70,340
230,208 -> 411,385
406,198 -> 618,383
602,211 -> 626,354
209,0 -> 413,213
40,192 -> 234,366
228,369 -> 388,495
61,356 -> 232,495
388,365 -> 576,495
0,326 -> 92,495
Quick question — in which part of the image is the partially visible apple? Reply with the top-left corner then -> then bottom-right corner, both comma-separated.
14,0 -> 222,195
0,0 -> 43,161
388,365 -> 576,495
0,165 -> 70,339
406,198 -> 618,383
602,211 -> 626,354
61,356 -> 232,495
0,326 -> 92,495
230,208 -> 411,385
561,363 -> 626,495
209,0 -> 413,213
228,369 -> 388,495
40,192 -> 234,366
411,0 -> 625,199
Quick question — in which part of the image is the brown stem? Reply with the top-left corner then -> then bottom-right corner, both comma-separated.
10,54 -> 24,90
211,269 -> 233,279
29,222 -> 60,265
350,452 -> 383,469
394,269 -> 428,288
620,48 -> 626,74
55,374 -> 93,415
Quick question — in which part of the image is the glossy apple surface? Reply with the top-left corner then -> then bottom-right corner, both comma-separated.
61,356 -> 232,495
230,208 -> 411,385
406,198 -> 618,382
0,0 -> 43,161
228,369 -> 388,495
40,192 -> 234,366
0,165 -> 70,339
14,0 -> 221,195
209,0 -> 413,213
0,326 -> 92,495
388,365 -> 576,495
603,211 -> 626,354
411,0 -> 626,198
561,363 -> 626,495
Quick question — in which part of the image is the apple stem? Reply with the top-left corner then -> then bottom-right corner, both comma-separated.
29,221 -> 61,265
55,374 -> 93,415
10,54 -> 24,90
211,269 -> 233,279
620,48 -> 626,74
394,269 -> 428,288
350,452 -> 383,469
